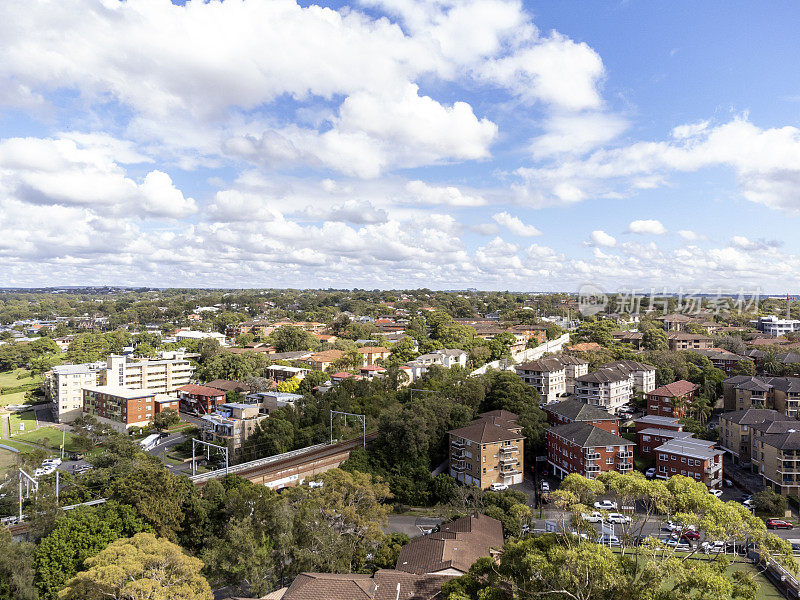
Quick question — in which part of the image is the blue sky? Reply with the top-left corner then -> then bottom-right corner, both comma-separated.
1,0 -> 799,292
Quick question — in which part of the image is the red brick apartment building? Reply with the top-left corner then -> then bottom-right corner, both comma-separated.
82,386 -> 159,431
654,437 -> 724,489
635,414 -> 692,457
177,384 -> 227,415
544,398 -> 620,434
547,421 -> 634,480
646,380 -> 699,418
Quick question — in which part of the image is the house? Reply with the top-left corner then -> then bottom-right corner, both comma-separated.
306,349 -> 345,371
557,355 -> 589,394
265,364 -> 308,382
357,346 -> 391,366
667,332 -> 715,351
177,384 -> 227,415
396,514 -> 504,576
200,403 -> 268,459
330,371 -> 363,383
244,391 -> 303,414
654,438 -> 723,489
544,398 -> 620,434
515,357 -> 566,403
609,360 -> 657,394
448,412 -> 524,489
547,421 -> 634,480
719,408 -> 783,464
690,348 -> 752,374
278,571 -> 447,600
646,380 -> 699,418
204,379 -> 251,394
174,330 -> 228,346
359,365 -> 386,380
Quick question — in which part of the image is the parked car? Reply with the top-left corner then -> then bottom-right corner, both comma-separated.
701,540 -> 725,554
594,500 -> 618,510
540,481 -> 550,493
581,512 -> 604,523
606,513 -> 631,524
742,499 -> 755,508
661,538 -> 694,551
739,494 -> 752,503
662,520 -> 683,532
724,479 -> 734,487
73,464 -> 93,475
599,534 -> 620,546
489,483 -> 508,492
308,481 -> 324,489
645,468 -> 656,479
709,489 -> 723,498
680,530 -> 701,541
42,458 -> 61,467
767,519 -> 794,530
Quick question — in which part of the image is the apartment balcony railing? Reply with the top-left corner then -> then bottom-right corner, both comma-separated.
585,453 -> 601,460
500,446 -> 519,454
585,465 -> 601,473
617,461 -> 633,470
705,465 -> 722,474
451,440 -> 465,449
617,451 -> 633,459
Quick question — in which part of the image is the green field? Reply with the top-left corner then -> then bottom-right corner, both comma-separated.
0,448 -> 17,473
728,562 -> 784,600
8,410 -> 36,435
13,426 -> 80,452
0,369 -> 38,389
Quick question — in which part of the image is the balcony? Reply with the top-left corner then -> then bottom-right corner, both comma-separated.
617,451 -> 633,459
451,461 -> 466,473
585,465 -> 600,473
584,452 -> 601,460
617,462 -> 633,470
451,440 -> 465,449
705,465 -> 722,474
500,454 -> 517,464
500,446 -> 519,454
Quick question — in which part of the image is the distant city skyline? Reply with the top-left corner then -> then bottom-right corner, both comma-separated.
1,1 -> 800,291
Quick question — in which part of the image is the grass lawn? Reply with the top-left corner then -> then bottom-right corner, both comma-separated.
728,562 -> 784,600
0,368 -> 38,389
8,410 -> 36,435
13,426 -> 81,452
0,448 -> 17,474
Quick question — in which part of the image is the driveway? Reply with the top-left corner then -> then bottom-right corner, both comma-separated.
386,515 -> 442,538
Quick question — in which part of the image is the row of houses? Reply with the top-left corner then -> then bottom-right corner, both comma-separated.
232,513 -> 504,600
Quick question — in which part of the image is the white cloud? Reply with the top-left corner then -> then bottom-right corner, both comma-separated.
529,112 -> 629,158
627,220 -> 667,235
405,180 -> 486,207
492,211 -> 542,236
587,230 -> 617,247
677,230 -> 702,241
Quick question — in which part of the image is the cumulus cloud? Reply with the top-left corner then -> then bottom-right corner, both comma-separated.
405,180 -> 486,207
627,219 -> 667,235
492,211 -> 542,236
677,230 -> 702,241
587,230 -> 617,247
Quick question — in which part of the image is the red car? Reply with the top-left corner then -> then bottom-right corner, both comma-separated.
767,519 -> 794,530
680,530 -> 701,541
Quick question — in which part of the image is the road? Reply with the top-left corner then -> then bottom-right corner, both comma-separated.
386,515 -> 442,538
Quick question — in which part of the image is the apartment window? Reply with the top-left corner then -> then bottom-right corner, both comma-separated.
671,467 -> 676,473
606,446 -> 614,452
483,468 -> 486,474
659,454 -> 667,461
606,457 -> 614,465
643,446 -> 649,452
483,456 -> 486,463
681,457 -> 686,463
642,435 -> 650,441
681,470 -> 686,476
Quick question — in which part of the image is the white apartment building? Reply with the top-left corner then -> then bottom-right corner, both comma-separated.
516,357 -> 566,403
104,352 -> 194,393
575,367 -> 633,414
404,348 -> 468,381
174,330 -> 228,345
752,316 -> 800,337
46,362 -> 106,423
558,355 -> 590,394
610,360 -> 657,394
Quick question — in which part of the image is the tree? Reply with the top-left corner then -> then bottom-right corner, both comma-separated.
753,489 -> 789,516
276,376 -> 301,393
34,502 -> 150,600
298,370 -> 330,394
59,533 -> 212,600
642,327 -> 668,351
730,359 -> 756,377
0,528 -> 36,600
152,408 -> 181,433
270,326 -> 314,352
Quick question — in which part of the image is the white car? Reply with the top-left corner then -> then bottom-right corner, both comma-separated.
42,458 -> 62,467
33,468 -> 45,477
581,512 -> 604,523
701,541 -> 725,554
709,489 -> 723,498
308,481 -> 324,489
742,498 -> 755,508
489,483 -> 508,492
540,481 -> 550,492
594,500 -> 618,510
606,513 -> 631,524
645,468 -> 656,479
600,534 -> 620,546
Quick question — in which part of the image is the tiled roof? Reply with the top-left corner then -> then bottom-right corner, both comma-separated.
635,414 -> 682,427
720,408 -> 782,425
309,349 -> 344,363
448,418 -> 523,444
549,421 -> 634,448
544,398 -> 616,422
177,384 -> 226,396
647,380 -> 698,397
396,514 -> 503,575
205,379 -> 250,393
478,409 -> 519,422
357,346 -> 390,353
516,357 -> 565,372
567,342 -> 603,352
577,367 -> 630,384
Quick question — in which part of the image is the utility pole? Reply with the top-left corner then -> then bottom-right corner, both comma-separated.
18,468 -> 37,521
192,438 -> 229,476
61,429 -> 65,460
330,410 -> 367,448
